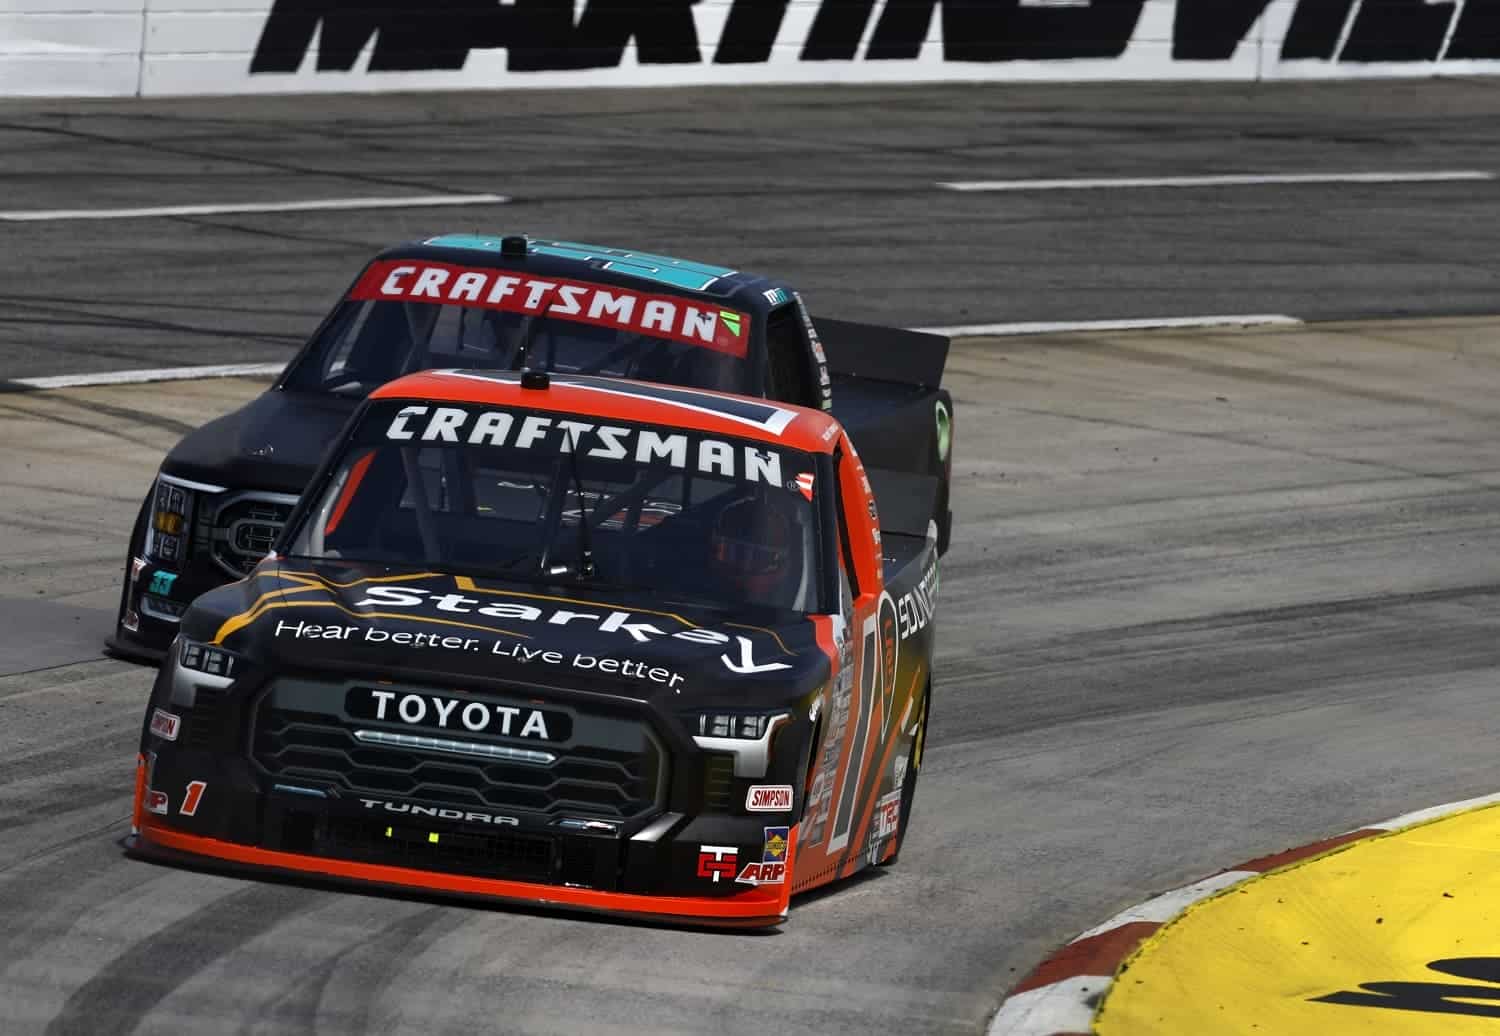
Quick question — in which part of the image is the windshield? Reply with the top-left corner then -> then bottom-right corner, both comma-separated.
286,401 -> 824,613
283,260 -> 752,397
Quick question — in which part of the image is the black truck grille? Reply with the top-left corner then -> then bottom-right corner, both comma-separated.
204,495 -> 296,577
251,688 -> 667,823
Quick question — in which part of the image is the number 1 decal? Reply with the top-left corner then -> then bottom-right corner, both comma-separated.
180,780 -> 206,816
827,612 -> 882,852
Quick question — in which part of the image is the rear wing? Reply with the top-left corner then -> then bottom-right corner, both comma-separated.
867,468 -> 941,543
812,318 -> 949,389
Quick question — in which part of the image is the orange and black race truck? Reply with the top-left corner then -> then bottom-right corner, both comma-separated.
130,369 -> 940,926
109,235 -> 953,661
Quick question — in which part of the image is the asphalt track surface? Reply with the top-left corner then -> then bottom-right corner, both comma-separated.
6,79 -> 1500,378
5,81 -> 1500,1035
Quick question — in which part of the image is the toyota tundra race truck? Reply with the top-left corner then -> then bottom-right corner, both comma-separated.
109,235 -> 953,661
130,368 -> 940,927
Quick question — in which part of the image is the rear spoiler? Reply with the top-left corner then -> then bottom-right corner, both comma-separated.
866,468 -> 940,543
812,318 -> 950,389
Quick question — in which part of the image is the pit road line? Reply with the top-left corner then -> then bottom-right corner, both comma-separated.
937,171 -> 1496,192
0,194 -> 511,222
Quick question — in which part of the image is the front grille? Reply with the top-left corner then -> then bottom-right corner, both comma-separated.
250,682 -> 668,824
204,493 -> 297,578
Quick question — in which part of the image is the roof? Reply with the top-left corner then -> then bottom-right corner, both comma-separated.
369,370 -> 840,454
375,235 -> 788,315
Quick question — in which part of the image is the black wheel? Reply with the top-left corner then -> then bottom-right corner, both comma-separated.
879,681 -> 930,867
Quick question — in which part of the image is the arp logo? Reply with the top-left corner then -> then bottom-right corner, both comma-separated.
696,845 -> 738,883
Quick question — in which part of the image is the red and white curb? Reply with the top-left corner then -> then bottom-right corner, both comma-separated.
987,791 -> 1500,1036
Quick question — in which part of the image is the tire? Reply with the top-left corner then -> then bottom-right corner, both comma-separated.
879,680 -> 930,867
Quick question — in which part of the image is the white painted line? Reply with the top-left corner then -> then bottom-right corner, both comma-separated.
938,171 -> 1495,192
1073,869 -> 1256,943
12,363 -> 285,390
915,314 -> 1302,337
1367,791 -> 1500,833
986,975 -> 1106,1036
0,193 -> 510,223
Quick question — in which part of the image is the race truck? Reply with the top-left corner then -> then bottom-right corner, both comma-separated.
130,368 -> 940,926
109,235 -> 953,661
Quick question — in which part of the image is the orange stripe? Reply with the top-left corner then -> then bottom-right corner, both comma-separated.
324,450 -> 375,536
138,821 -> 791,925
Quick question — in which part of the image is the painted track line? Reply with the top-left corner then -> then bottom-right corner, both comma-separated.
0,193 -> 510,223
915,314 -> 1302,337
938,171 -> 1495,192
989,790 -> 1500,1036
8,363 -> 286,391
8,314 -> 1304,390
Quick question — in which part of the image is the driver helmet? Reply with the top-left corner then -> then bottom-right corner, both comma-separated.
708,493 -> 794,602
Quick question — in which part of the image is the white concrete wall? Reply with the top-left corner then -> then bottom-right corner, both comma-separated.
4,0 -> 1500,98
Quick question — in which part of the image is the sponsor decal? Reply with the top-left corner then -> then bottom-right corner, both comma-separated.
896,558 -> 939,640
893,753 -> 908,789
793,472 -> 815,502
180,780 -> 206,816
874,789 -> 902,841
736,825 -> 790,885
381,404 -> 790,489
351,260 -> 750,357
762,288 -> 791,306
746,784 -> 793,813
131,556 -> 148,583
147,570 -> 178,596
273,585 -> 790,683
346,686 -> 571,742
149,708 -> 181,742
697,844 -> 739,883
145,789 -> 169,815
360,797 -> 520,826
934,400 -> 952,463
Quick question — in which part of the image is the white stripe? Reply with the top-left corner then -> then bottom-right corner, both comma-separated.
0,194 -> 510,223
915,314 -> 1302,337
986,975 -> 1107,1036
12,363 -> 285,390
938,171 -> 1494,192
1072,870 -> 1257,943
15,315 -> 1303,389
1365,791 -> 1500,833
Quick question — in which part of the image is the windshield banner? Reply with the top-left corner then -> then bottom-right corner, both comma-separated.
350,259 -> 750,358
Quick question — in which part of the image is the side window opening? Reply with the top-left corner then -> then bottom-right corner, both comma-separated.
765,303 -> 817,408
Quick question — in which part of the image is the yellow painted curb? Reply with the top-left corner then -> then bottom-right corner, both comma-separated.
1096,802 -> 1500,1034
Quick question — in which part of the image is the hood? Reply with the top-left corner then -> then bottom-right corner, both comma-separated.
185,559 -> 829,707
161,389 -> 358,494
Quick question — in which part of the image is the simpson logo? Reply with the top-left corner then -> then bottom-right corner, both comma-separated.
346,687 -> 571,742
736,826 -> 790,885
149,708 -> 181,742
697,845 -> 739,883
746,785 -> 793,812
145,789 -> 169,815
380,404 -> 790,489
351,260 -> 750,358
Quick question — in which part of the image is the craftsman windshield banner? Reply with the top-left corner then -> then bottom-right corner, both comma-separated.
12,0 -> 1500,97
